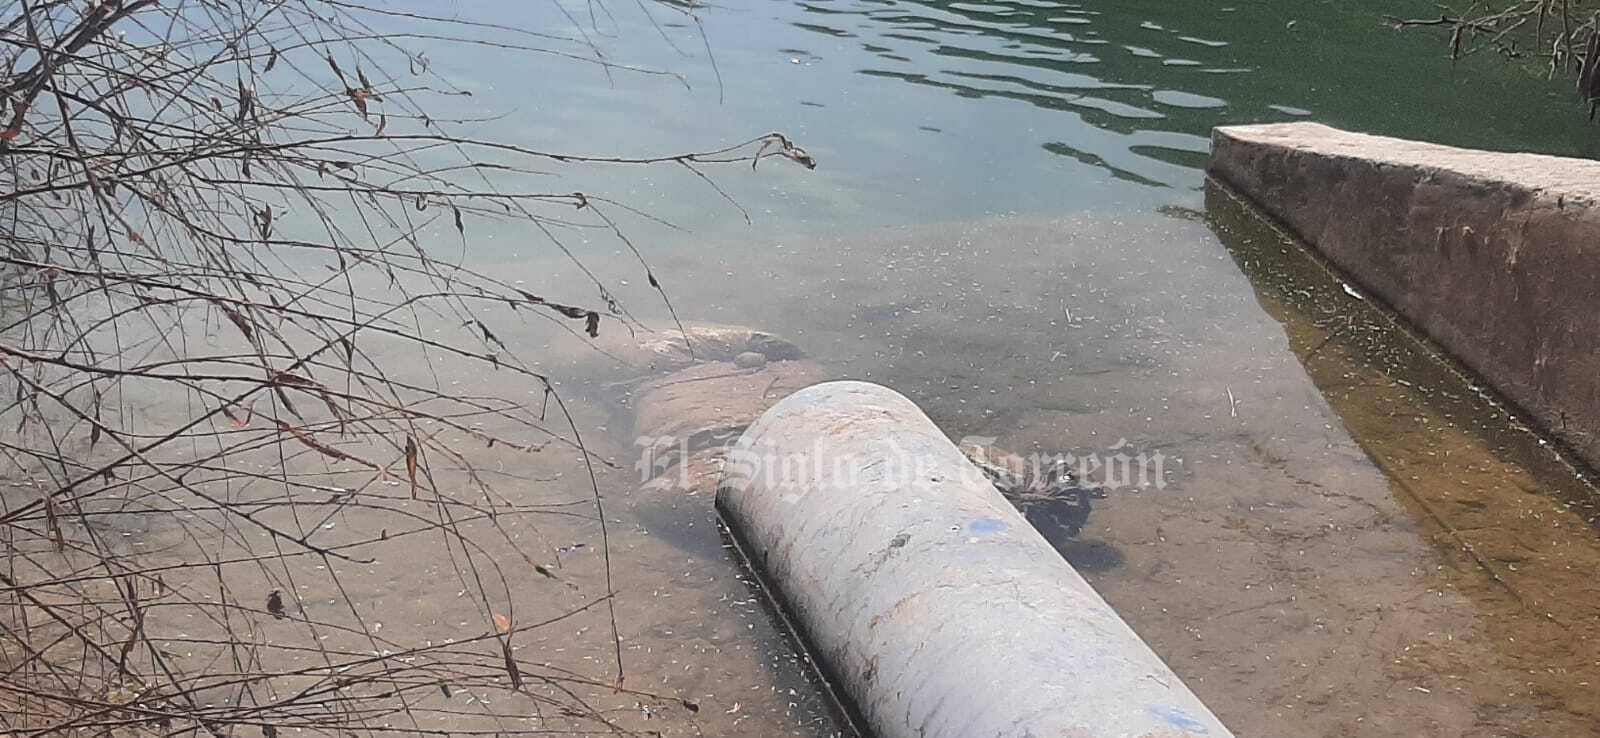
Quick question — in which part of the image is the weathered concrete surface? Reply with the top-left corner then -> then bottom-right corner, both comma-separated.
1210,122 -> 1600,468
718,381 -> 1234,738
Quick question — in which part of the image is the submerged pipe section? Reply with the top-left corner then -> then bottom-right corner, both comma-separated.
716,381 -> 1234,738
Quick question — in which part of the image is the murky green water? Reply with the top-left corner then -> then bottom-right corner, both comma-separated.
431,0 -> 1599,247
285,1 -> 1600,736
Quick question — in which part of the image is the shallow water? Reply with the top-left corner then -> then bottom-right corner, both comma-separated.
509,199 -> 1600,735
407,1 -> 1600,735
28,0 -> 1600,736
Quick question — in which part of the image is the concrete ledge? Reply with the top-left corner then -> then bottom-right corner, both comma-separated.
716,381 -> 1232,738
1210,122 -> 1600,468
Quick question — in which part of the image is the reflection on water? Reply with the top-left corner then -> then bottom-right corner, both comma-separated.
435,0 -> 1600,251
781,0 -> 1600,195
1208,182 -> 1600,529
1205,182 -> 1600,735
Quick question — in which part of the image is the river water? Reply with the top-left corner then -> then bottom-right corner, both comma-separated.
153,1 -> 1600,736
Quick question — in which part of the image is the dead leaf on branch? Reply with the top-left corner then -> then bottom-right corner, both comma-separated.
266,590 -> 286,619
1,101 -> 27,141
404,435 -> 419,497
752,132 -> 816,170
512,289 -> 604,337
44,493 -> 64,551
501,640 -> 524,691
220,403 -> 250,428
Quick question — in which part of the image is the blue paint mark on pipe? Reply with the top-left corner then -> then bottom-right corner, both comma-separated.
966,518 -> 1007,534
1149,705 -> 1210,734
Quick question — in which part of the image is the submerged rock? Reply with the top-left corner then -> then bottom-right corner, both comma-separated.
621,323 -> 805,370
733,351 -> 767,370
631,359 -> 826,443
619,327 -> 823,555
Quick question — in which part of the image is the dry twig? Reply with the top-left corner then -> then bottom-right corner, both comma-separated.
0,1 -> 810,735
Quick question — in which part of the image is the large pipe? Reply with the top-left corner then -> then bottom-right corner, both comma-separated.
717,381 -> 1234,738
